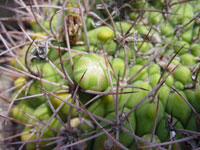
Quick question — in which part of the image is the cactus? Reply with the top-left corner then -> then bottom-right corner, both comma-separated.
1,0 -> 200,150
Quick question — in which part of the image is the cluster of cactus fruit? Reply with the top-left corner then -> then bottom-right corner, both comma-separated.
1,0 -> 200,149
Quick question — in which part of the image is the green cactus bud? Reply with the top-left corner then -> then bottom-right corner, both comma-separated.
160,22 -> 174,36
11,101 -> 34,123
158,85 -> 170,107
135,100 -> 164,136
128,65 -> 148,82
163,36 -> 178,50
134,24 -> 149,37
185,85 -> 200,113
126,80 -> 152,109
149,73 -> 161,88
21,117 -> 61,150
174,41 -> 190,55
84,98 -> 106,118
139,134 -> 161,150
135,57 -> 149,65
163,72 -> 174,87
14,77 -> 27,89
136,41 -> 153,53
191,43 -> 200,57
74,53 -> 110,91
180,53 -> 196,66
129,12 -> 139,20
169,3 -> 194,27
185,113 -> 200,132
51,93 -> 77,121
115,21 -> 135,33
86,26 -> 114,45
148,11 -> 163,25
147,63 -> 161,75
166,91 -> 191,125
173,65 -> 192,84
181,29 -> 193,43
111,58 -> 125,77
156,115 -> 184,142
173,81 -> 184,90
118,47 -> 134,61
102,87 -> 133,114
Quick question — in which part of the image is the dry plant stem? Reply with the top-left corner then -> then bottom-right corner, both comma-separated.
24,38 -> 39,76
82,88 -> 137,95
15,93 -> 44,101
57,47 -> 74,87
42,96 -> 67,136
169,0 -> 195,7
0,130 -> 30,143
137,27 -> 153,53
14,0 -> 33,16
0,5 -> 28,16
67,79 -> 81,130
39,78 -> 68,137
0,114 -> 32,126
125,113 -> 139,148
56,129 -> 112,150
0,83 -> 23,97
6,65 -> 69,89
0,17 -> 32,22
109,61 -> 118,80
139,135 -> 197,149
82,0 -> 89,12
41,45 -> 87,54
175,129 -> 200,136
193,64 -> 200,89
121,127 -> 166,150
29,0 -> 52,37
102,48 -> 120,130
114,76 -> 120,142
150,98 -> 160,143
46,58 -> 66,81
79,94 -> 102,108
7,82 -> 28,116
40,138 -> 65,149
18,130 -> 36,150
49,10 -> 58,38
0,39 -> 41,57
99,0 -> 117,37
125,0 -> 147,37
32,0 -> 40,12
0,22 -> 17,49
0,66 -> 25,78
0,33 -> 28,72
4,136 -> 62,146
122,46 -> 129,82
62,1 -> 74,75
77,0 -> 90,53
87,11 -> 113,29
21,109 -> 62,134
